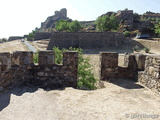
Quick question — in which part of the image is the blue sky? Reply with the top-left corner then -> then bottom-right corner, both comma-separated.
0,0 -> 160,38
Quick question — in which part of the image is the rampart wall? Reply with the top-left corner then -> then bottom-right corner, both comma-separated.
34,32 -> 52,40
47,32 -> 127,50
124,53 -> 160,93
138,55 -> 160,93
0,51 -> 78,91
0,51 -> 160,93
8,36 -> 24,41
100,52 -> 138,81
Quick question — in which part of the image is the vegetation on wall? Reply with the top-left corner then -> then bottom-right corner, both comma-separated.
55,20 -> 82,32
53,46 -> 97,90
27,28 -> 38,41
155,22 -> 160,38
95,14 -> 118,32
123,31 -> 130,37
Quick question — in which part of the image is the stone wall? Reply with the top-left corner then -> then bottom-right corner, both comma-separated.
124,53 -> 160,93
124,53 -> 147,71
34,32 -> 52,40
47,32 -> 127,50
0,51 -> 78,91
138,55 -> 160,93
1,50 -> 160,93
100,52 -> 138,81
8,36 -> 24,41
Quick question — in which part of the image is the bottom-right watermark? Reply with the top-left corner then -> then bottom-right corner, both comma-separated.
125,113 -> 159,119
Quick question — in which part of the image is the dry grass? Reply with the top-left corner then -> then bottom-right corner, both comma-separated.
0,40 -> 29,53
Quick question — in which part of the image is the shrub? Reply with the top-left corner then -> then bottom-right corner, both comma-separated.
33,51 -> 38,63
55,20 -> 82,32
27,29 -> 38,41
143,47 -> 150,53
53,46 -> 97,90
132,45 -> 140,52
95,14 -> 118,32
123,31 -> 130,37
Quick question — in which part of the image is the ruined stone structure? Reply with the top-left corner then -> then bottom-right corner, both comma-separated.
40,8 -> 70,31
0,51 -> 78,91
47,32 -> 126,50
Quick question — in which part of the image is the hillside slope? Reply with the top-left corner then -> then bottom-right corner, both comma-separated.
0,40 -> 29,53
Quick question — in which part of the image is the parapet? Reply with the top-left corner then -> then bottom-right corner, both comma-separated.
138,54 -> 160,93
0,50 -> 78,90
100,52 -> 138,81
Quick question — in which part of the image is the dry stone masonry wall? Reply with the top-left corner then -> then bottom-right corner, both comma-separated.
0,51 -> 78,91
100,52 -> 138,81
47,32 -> 127,50
124,53 -> 160,93
138,55 -> 160,93
1,51 -> 160,93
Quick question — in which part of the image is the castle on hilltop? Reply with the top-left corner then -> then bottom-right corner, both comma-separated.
40,8 -> 70,31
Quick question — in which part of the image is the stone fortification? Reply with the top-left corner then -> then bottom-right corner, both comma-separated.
34,32 -> 52,40
100,52 -> 138,81
0,51 -> 78,91
8,36 -> 24,41
40,8 -> 70,31
1,51 -> 160,93
47,32 -> 126,50
138,55 -> 160,93
124,53 -> 160,93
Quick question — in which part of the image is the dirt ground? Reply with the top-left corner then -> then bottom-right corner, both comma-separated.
0,40 -> 29,52
0,54 -> 160,120
0,81 -> 160,120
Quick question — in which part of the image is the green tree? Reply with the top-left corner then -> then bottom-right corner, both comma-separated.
151,18 -> 156,21
123,31 -> 130,37
27,28 -> 38,41
53,47 -> 97,90
95,15 -> 118,32
155,22 -> 160,38
55,19 -> 69,32
55,20 -> 82,32
156,18 -> 160,22
68,20 -> 82,32
147,17 -> 152,21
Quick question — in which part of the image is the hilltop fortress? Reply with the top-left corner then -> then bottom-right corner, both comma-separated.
40,8 -> 70,31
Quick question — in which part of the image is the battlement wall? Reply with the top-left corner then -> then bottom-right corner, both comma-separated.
0,51 -> 78,91
138,55 -> 160,93
1,51 -> 160,93
34,32 -> 52,40
100,52 -> 138,81
124,53 -> 160,93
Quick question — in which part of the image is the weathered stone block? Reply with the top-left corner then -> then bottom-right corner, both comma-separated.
12,51 -> 33,66
38,51 -> 55,65
63,51 -> 78,67
0,52 -> 11,71
100,52 -> 118,68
